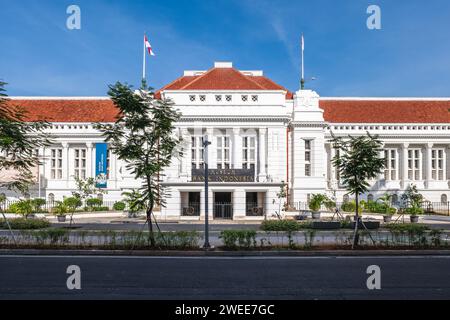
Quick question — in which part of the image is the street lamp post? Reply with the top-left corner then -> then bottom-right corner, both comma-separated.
203,135 -> 212,249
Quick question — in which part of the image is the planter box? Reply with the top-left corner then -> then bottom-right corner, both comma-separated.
57,215 -> 66,222
312,221 -> 341,230
410,216 -> 419,223
383,215 -> 393,223
351,221 -> 380,230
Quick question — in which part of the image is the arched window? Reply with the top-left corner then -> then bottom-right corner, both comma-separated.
392,194 -> 399,205
343,195 -> 350,203
367,194 -> 374,202
441,194 -> 448,204
48,193 -> 55,203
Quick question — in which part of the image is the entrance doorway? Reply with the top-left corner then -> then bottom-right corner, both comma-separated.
213,192 -> 233,219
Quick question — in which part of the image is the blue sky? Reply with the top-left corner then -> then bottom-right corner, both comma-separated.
1,0 -> 450,97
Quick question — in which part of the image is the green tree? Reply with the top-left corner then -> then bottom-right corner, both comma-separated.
330,132 -> 385,248
72,176 -> 106,202
95,82 -> 182,246
0,81 -> 51,194
0,81 -> 50,235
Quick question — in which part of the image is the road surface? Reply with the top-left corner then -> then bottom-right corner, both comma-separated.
1,255 -> 449,299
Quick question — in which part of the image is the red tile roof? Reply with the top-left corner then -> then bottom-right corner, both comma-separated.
155,66 -> 293,99
320,99 -> 450,123
6,99 -> 119,122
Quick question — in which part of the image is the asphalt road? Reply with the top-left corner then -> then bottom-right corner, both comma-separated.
1,255 -> 449,299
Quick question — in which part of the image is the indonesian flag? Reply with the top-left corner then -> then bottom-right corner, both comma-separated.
144,35 -> 155,56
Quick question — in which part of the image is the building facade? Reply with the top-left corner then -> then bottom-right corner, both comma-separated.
4,61 -> 450,219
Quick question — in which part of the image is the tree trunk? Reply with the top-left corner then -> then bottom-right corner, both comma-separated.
147,205 -> 155,247
352,193 -> 360,249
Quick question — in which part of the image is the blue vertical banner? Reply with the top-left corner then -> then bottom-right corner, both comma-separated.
95,143 -> 108,188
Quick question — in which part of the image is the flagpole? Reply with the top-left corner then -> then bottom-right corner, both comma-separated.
301,33 -> 305,90
142,33 -> 146,81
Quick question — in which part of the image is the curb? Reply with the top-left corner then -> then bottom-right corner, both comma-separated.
1,248 -> 450,257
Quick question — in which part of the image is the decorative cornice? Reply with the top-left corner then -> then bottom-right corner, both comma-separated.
179,116 -> 290,123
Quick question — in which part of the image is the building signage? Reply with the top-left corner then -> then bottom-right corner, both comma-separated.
191,168 -> 255,182
95,143 -> 108,188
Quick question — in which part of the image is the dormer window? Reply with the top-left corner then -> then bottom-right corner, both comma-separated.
189,95 -> 196,102
225,95 -> 232,102
215,95 -> 222,102
251,95 -> 258,102
199,95 -> 206,102
241,95 -> 248,102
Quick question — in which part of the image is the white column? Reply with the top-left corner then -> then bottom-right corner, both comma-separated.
329,144 -> 336,188
258,127 -> 267,180
62,142 -> 70,187
402,143 -> 409,187
426,143 -> 433,187
232,128 -> 242,169
86,142 -> 93,178
206,127 -> 215,169
443,146 -> 447,181
180,128 -> 190,176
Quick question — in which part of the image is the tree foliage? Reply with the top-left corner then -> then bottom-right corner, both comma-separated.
95,82 -> 182,246
330,132 -> 385,247
0,81 -> 51,194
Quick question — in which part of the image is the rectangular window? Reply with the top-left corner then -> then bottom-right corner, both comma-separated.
74,148 -> 86,179
384,149 -> 397,180
407,149 -> 421,180
242,136 -> 256,170
431,149 -> 445,180
191,136 -> 204,169
304,140 -> 312,176
217,136 -> 230,169
51,148 -> 63,179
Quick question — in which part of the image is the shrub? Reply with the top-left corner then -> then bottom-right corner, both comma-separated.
219,230 -> 257,249
405,206 -> 424,216
6,202 -> 20,213
0,217 -> 51,230
155,231 -> 201,249
92,206 -> 109,212
63,197 -> 82,212
309,194 -> 327,212
15,200 -> 34,218
341,201 -> 356,213
86,198 -> 103,208
260,219 -> 308,231
52,201 -> 68,216
113,201 -> 126,211
31,198 -> 46,212
384,223 -> 429,233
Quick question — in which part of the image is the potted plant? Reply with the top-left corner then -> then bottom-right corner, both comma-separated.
401,184 -> 424,223
377,193 -> 395,223
406,205 -> 423,223
309,194 -> 327,219
53,201 -> 68,222
121,190 -> 145,218
15,199 -> 34,219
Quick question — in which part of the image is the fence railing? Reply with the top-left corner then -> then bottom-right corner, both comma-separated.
292,201 -> 450,216
0,199 -> 119,213
213,203 -> 233,219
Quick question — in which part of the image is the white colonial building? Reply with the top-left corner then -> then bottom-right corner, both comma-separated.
4,61 -> 450,219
